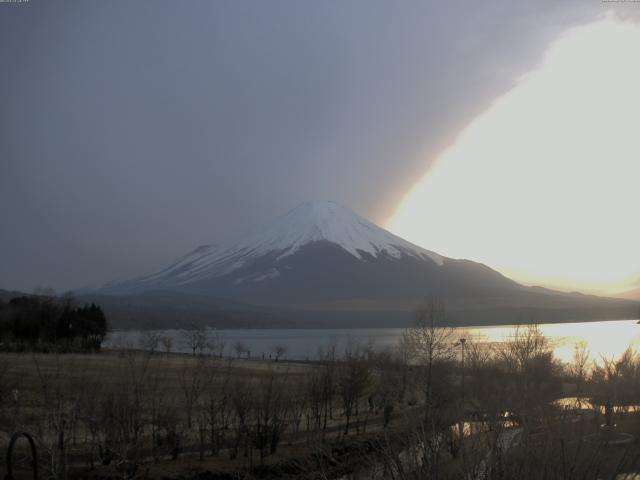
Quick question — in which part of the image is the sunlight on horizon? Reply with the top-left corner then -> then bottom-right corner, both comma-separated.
388,15 -> 640,296
464,320 -> 640,365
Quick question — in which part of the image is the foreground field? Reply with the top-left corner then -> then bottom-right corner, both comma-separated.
4,322 -> 640,479
0,349 -> 428,479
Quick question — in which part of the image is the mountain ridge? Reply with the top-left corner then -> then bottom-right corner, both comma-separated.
97,201 -> 446,294
86,201 -> 639,328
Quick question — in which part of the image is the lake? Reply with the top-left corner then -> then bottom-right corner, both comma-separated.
106,319 -> 640,364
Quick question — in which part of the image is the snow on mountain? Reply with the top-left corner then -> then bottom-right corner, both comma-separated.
229,201 -> 443,265
130,244 -> 220,286
119,201 -> 443,289
85,201 -> 640,327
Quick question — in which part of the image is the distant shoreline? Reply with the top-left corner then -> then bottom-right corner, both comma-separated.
107,316 -> 640,332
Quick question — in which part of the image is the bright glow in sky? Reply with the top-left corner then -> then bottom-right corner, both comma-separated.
388,16 -> 640,296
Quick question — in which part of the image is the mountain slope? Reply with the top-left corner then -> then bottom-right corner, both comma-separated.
94,201 -> 639,327
106,201 -> 444,292
614,288 -> 640,301
125,244 -> 220,289
99,201 -> 504,299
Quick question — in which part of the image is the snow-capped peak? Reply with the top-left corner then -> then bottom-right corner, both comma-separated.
105,201 -> 444,290
231,200 -> 443,264
162,201 -> 444,283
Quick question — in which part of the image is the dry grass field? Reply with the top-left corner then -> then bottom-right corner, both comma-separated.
4,324 -> 640,479
0,349 -> 413,479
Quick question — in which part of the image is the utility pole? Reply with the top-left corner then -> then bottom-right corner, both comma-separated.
460,337 -> 466,406
459,337 -> 467,468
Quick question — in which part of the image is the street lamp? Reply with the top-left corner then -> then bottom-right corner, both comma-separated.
460,338 -> 467,405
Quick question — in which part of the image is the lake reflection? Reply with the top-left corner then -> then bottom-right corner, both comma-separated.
107,319 -> 640,364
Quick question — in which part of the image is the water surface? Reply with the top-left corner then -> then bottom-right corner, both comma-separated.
106,319 -> 640,363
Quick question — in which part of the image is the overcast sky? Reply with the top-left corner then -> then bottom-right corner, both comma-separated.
0,0 -> 620,292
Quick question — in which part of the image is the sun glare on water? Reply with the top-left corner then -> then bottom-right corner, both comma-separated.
465,320 -> 640,365
388,16 -> 640,295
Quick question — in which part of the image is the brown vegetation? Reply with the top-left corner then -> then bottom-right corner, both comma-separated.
3,303 -> 640,479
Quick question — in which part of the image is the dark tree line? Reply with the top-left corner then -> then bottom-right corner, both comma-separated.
0,294 -> 108,352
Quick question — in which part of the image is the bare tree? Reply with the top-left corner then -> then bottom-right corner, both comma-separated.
161,335 -> 173,355
569,341 -> 590,394
146,364 -> 170,463
370,349 -> 405,428
95,352 -> 151,477
233,340 -> 247,359
591,347 -> 640,407
404,298 -> 456,408
206,329 -> 226,358
229,377 -> 253,460
338,345 -> 371,435
77,374 -> 104,470
271,344 -> 287,361
138,330 -> 161,355
304,368 -> 325,432
398,299 -> 461,476
179,356 -> 207,428
252,369 -> 289,461
182,324 -> 208,356
287,376 -> 307,436
33,354 -> 78,480
203,362 -> 233,456
0,360 -> 8,430
498,324 -> 560,437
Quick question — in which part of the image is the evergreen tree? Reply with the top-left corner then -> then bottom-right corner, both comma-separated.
0,295 -> 109,352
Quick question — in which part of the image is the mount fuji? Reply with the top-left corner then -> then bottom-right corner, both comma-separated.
88,201 -> 638,328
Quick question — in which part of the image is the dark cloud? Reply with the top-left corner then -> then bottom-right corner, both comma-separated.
0,0 -> 612,291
